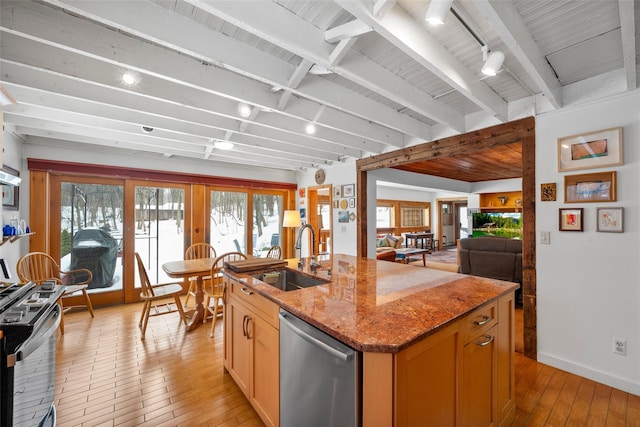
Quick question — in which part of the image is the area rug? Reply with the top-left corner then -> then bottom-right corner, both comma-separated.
425,248 -> 458,264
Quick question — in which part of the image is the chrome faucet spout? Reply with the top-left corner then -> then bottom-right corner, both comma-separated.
295,223 -> 316,259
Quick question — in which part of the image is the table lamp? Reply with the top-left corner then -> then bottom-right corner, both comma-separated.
283,210 -> 302,258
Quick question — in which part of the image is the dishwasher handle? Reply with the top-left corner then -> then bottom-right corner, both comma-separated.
280,312 -> 353,362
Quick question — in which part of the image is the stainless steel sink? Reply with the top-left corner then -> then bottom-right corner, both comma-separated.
253,269 -> 328,291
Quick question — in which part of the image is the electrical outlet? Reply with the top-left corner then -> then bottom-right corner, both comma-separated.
613,337 -> 627,355
540,231 -> 550,244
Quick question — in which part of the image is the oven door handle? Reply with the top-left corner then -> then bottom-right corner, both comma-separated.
7,304 -> 61,367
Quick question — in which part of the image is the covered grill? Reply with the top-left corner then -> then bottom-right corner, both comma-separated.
71,228 -> 118,289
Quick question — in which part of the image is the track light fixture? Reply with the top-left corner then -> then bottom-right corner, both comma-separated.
237,102 -> 252,117
481,46 -> 505,76
425,0 -> 453,25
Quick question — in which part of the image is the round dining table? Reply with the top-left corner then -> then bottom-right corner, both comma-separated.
162,257 -> 215,331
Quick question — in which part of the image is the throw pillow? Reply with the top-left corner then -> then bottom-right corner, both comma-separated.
386,234 -> 399,248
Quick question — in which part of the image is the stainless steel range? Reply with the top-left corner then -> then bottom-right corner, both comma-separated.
0,281 -> 64,427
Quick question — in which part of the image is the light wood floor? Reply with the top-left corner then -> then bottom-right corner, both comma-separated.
55,302 -> 639,426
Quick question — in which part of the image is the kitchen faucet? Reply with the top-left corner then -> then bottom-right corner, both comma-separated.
295,223 -> 322,271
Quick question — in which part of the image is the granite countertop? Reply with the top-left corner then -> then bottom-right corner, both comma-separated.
224,254 -> 518,353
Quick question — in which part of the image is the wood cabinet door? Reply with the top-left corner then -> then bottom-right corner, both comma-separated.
250,314 -> 280,427
227,297 -> 251,396
497,293 -> 516,425
461,324 -> 498,427
395,322 -> 461,426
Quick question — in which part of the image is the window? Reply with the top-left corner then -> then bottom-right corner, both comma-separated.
376,206 -> 393,228
401,207 -> 426,228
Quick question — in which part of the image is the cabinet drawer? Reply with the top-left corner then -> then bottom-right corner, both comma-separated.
461,301 -> 497,343
228,278 -> 279,328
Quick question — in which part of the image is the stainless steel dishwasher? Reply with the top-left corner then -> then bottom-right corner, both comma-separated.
279,309 -> 360,427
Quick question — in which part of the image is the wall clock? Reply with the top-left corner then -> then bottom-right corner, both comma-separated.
314,168 -> 326,185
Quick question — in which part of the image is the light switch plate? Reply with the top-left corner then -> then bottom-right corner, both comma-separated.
540,231 -> 550,244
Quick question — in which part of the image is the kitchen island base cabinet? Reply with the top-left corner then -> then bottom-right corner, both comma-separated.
223,277 -> 279,427
362,292 -> 515,427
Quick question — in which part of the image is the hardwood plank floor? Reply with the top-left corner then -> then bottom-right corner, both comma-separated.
55,302 -> 639,426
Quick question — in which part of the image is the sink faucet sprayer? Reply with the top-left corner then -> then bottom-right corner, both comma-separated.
295,223 -> 322,271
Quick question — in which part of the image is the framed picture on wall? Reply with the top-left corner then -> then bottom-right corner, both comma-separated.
342,184 -> 355,198
334,186 -> 341,199
557,127 -> 623,172
596,207 -> 623,233
559,208 -> 583,231
1,166 -> 19,210
564,171 -> 616,203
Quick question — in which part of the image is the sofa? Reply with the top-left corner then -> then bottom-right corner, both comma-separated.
375,234 -> 404,261
457,236 -> 522,304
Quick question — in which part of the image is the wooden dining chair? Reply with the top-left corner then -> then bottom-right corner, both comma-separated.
17,251 -> 95,334
184,243 -> 216,306
203,251 -> 246,337
265,245 -> 282,260
134,252 -> 186,340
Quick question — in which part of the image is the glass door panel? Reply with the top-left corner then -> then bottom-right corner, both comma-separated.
60,182 -> 124,294
252,194 -> 283,257
210,191 -> 248,254
133,186 -> 185,286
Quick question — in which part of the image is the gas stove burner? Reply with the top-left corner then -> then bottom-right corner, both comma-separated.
2,312 -> 23,323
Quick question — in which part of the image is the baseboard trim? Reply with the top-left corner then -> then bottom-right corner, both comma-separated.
537,352 -> 640,396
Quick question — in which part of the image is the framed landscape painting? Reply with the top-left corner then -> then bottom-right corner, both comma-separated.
557,127 -> 622,172
564,171 -> 616,203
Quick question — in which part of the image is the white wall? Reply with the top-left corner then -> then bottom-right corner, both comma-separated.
536,90 -> 640,395
295,161 -> 358,256
0,127 -> 26,279
298,90 -> 640,395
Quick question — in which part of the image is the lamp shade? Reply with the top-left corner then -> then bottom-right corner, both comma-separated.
425,0 -> 453,25
482,51 -> 505,76
282,210 -> 302,228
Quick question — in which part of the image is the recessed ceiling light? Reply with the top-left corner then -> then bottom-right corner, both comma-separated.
238,102 -> 252,117
305,122 -> 317,135
122,71 -> 139,86
214,140 -> 234,150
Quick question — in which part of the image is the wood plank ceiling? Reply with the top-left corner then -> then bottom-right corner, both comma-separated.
0,0 -> 636,180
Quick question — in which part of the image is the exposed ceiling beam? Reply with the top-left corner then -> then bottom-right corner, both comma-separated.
373,0 -> 396,18
0,22 -> 382,156
277,59 -> 314,110
324,19 -> 371,43
329,38 -> 357,66
474,0 -> 562,109
335,0 -> 508,122
184,0 -> 462,133
29,0 -> 410,145
618,0 -> 637,90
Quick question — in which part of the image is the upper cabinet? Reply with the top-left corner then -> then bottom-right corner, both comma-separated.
479,191 -> 522,212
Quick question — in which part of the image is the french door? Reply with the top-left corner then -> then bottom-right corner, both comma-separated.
51,176 -> 188,305
208,187 -> 286,257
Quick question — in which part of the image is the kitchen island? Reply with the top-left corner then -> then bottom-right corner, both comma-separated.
222,254 -> 518,426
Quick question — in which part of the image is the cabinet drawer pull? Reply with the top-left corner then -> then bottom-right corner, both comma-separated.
241,287 -> 254,295
245,317 -> 252,340
473,315 -> 491,326
242,315 -> 248,337
475,334 -> 494,346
